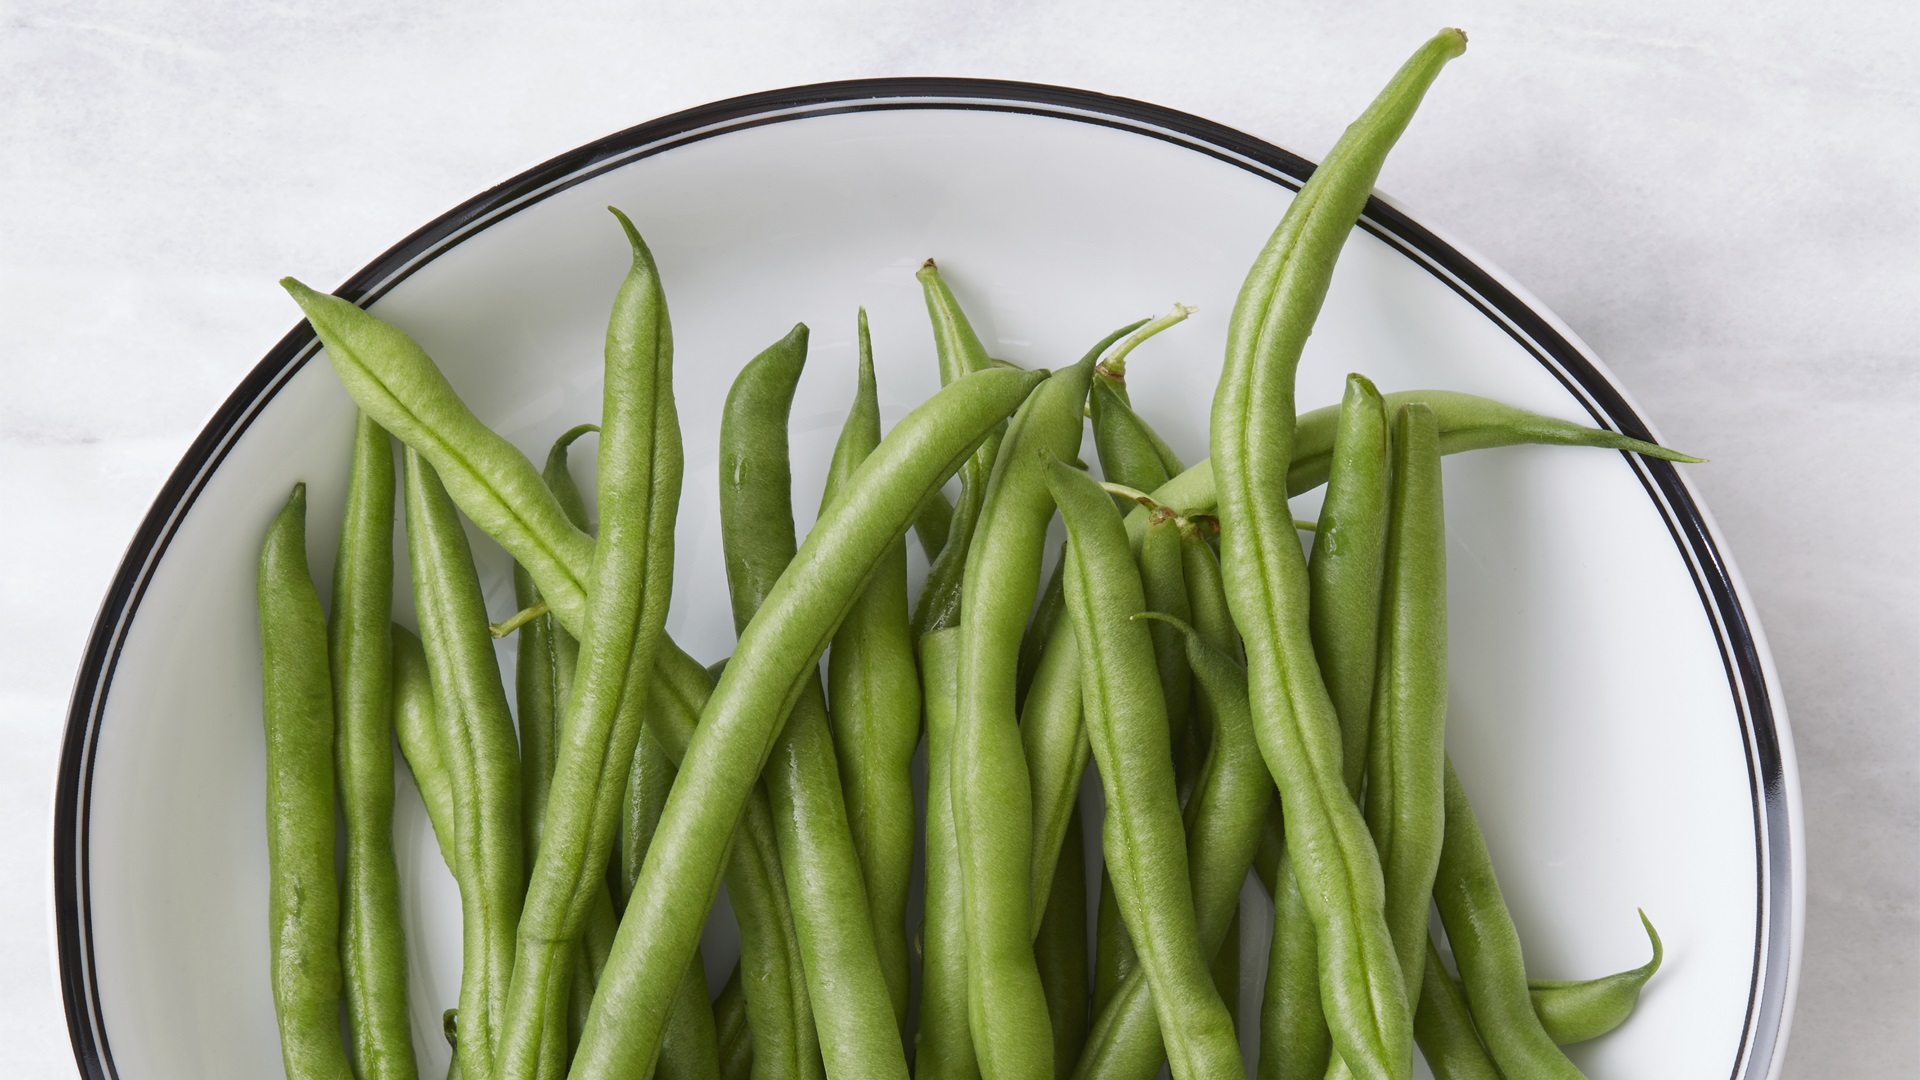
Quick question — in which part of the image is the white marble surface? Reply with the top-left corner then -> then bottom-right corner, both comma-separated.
1,2 -> 1913,1076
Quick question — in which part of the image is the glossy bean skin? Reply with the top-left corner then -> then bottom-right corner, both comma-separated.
404,450 -> 526,1080
1071,613 -> 1268,1080
1035,805 -> 1091,1080
716,323 -> 909,1080
1362,403 -> 1449,1012
952,334 -> 1121,1080
909,261 -> 1007,639
499,212 -> 685,1080
1433,759 -> 1583,1079
1208,31 -> 1465,1080
329,415 -> 418,1080
258,484 -> 355,1080
822,310 -> 923,1029
1046,459 -> 1244,1080
917,627 -> 981,1080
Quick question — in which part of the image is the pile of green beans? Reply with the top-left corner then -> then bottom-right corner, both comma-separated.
257,29 -> 1692,1080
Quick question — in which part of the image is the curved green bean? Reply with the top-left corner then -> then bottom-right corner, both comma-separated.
953,329 -> 1127,1080
404,449 -> 525,1080
258,483 -> 354,1080
1046,458 -> 1243,1080
717,322 -> 908,1080
822,309 -> 922,1030
1208,30 -> 1465,1080
1071,612 -> 1269,1080
1433,759 -> 1583,1079
1529,910 -> 1662,1044
329,415 -> 418,1080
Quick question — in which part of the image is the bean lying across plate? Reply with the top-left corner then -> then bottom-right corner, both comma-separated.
260,27 -> 1701,1080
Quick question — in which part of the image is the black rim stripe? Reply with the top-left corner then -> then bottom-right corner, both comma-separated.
52,76 -> 1792,1080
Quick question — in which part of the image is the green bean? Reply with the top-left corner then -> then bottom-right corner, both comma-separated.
717,322 -> 909,1080
1015,542 -> 1068,704
659,961 -> 722,1080
1311,374 -> 1392,798
392,625 -> 457,872
822,309 -> 922,1031
1412,938 -> 1500,1080
715,965 -> 754,1080
1129,388 -> 1699,552
1138,510 -> 1196,788
615,729 -> 674,906
328,416 -> 417,1080
284,279 -> 597,632
1528,911 -> 1662,1044
1071,612 -> 1268,1080
1209,30 -> 1465,1080
1046,458 -> 1243,1080
404,450 -> 525,1080
1259,858 -> 1328,1080
908,260 -> 1006,639
914,486 -> 956,562
1035,805 -> 1091,1079
648,638 -> 820,1080
1433,758 -> 1583,1079
498,211 -> 684,1080
257,483 -> 354,1080
953,325 -> 1134,1080
1360,401 -> 1449,1018
1020,611 -> 1088,924
917,627 -> 980,1080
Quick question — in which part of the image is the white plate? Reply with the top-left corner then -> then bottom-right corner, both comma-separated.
53,80 -> 1800,1080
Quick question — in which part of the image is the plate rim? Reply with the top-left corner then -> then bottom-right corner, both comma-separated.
50,76 -> 1800,1080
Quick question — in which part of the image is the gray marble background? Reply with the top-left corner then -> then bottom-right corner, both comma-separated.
3,1 -> 1913,1076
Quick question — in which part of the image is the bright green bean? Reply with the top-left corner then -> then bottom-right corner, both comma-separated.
953,329 -> 1126,1080
1016,542 -> 1068,704
1433,759 -> 1583,1079
1413,938 -> 1500,1080
1528,911 -> 1662,1044
1047,457 -> 1243,1080
1209,30 -> 1465,1080
1260,857 -> 1328,1080
917,627 -> 980,1080
392,625 -> 456,871
822,310 -> 922,1030
404,449 -> 525,1080
258,483 -> 354,1080
1020,611 -> 1088,925
499,211 -> 684,1080
329,415 -> 418,1080
1138,511 -> 1197,789
1071,612 -> 1269,1080
717,322 -> 908,1080
1091,871 -> 1136,1020
1035,805 -> 1091,1080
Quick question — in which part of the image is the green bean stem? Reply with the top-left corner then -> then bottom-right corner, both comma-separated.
1071,613 -> 1269,1080
1433,759 -> 1585,1078
716,323 -> 909,1080
1089,305 -> 1192,500
1209,30 -> 1465,1080
329,416 -> 418,1080
258,484 -> 355,1080
404,451 -> 525,1080
918,627 -> 981,1080
823,309 -> 923,1030
1046,458 -> 1244,1080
